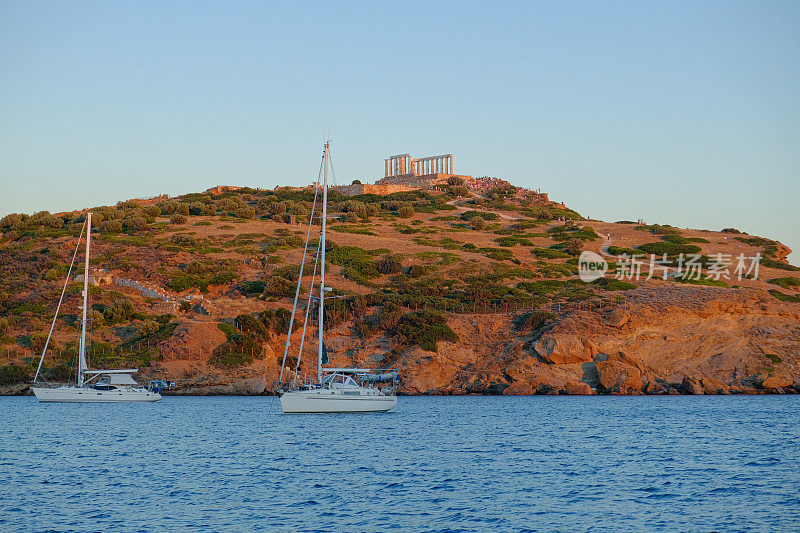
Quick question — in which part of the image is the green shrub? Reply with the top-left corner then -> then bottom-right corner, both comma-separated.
768,289 -> 800,303
170,214 -> 188,225
469,217 -> 487,230
407,265 -> 426,278
721,228 -> 741,233
547,225 -> 599,242
240,280 -> 267,295
765,353 -> 782,364
496,236 -> 533,247
606,246 -> 639,256
123,216 -> 149,231
513,311 -> 556,332
217,322 -> 239,339
235,314 -> 268,337
687,237 -> 710,243
377,255 -> 403,274
661,234 -> 690,244
0,364 -> 30,385
210,337 -> 261,368
170,234 -> 196,247
767,277 -> 800,290
398,206 -> 415,218
593,278 -> 636,291
479,247 -> 514,261
531,248 -> 571,259
167,261 -> 238,293
258,308 -> 295,334
99,220 -> 123,234
635,224 -> 680,235
460,210 -> 499,222
326,244 -> 380,284
395,310 -> 458,352
263,276 -> 295,297
761,258 -> 800,272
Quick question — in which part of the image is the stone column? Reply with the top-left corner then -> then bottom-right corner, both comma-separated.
385,159 -> 388,178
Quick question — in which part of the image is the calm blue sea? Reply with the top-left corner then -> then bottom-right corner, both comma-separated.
1,396 -> 798,532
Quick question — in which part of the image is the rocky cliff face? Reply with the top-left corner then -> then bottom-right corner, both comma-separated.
144,284 -> 799,396
398,285 -> 800,395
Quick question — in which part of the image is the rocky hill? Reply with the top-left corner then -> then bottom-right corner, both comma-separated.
1,180 -> 798,395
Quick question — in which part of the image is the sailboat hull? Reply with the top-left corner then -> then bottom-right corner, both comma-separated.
32,386 -> 161,403
280,390 -> 396,413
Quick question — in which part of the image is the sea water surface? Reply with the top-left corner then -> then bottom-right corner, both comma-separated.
1,395 -> 799,532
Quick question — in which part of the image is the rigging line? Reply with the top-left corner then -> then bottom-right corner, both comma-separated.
293,237 -> 322,388
328,143 -> 338,187
33,219 -> 87,383
278,168 -> 323,383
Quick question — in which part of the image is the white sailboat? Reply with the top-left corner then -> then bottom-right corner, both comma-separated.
277,142 -> 398,413
31,212 -> 161,403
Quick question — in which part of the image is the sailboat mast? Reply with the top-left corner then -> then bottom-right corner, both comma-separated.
78,212 -> 91,386
317,142 -> 329,384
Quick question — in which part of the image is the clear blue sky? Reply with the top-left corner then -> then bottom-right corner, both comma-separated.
1,1 -> 798,260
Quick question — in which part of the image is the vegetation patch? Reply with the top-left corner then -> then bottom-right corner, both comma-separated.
660,234 -> 691,245
592,278 -> 636,291
460,210 -> 500,222
413,236 -> 465,251
513,310 -> 556,332
167,260 -> 238,293
767,277 -> 800,290
531,248 -> 571,259
495,236 -> 533,247
768,289 -> 800,303
606,246 -> 639,256
394,310 -> 458,352
478,247 -> 514,261
635,224 -> 681,236
326,244 -> 381,284
547,225 -> 599,242
761,258 -> 800,272
0,364 -> 30,385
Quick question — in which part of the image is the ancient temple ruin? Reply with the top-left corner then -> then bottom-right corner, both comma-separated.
384,153 -> 454,178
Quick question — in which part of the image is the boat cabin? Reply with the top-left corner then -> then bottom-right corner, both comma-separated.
321,373 -> 360,389
92,373 -> 138,390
